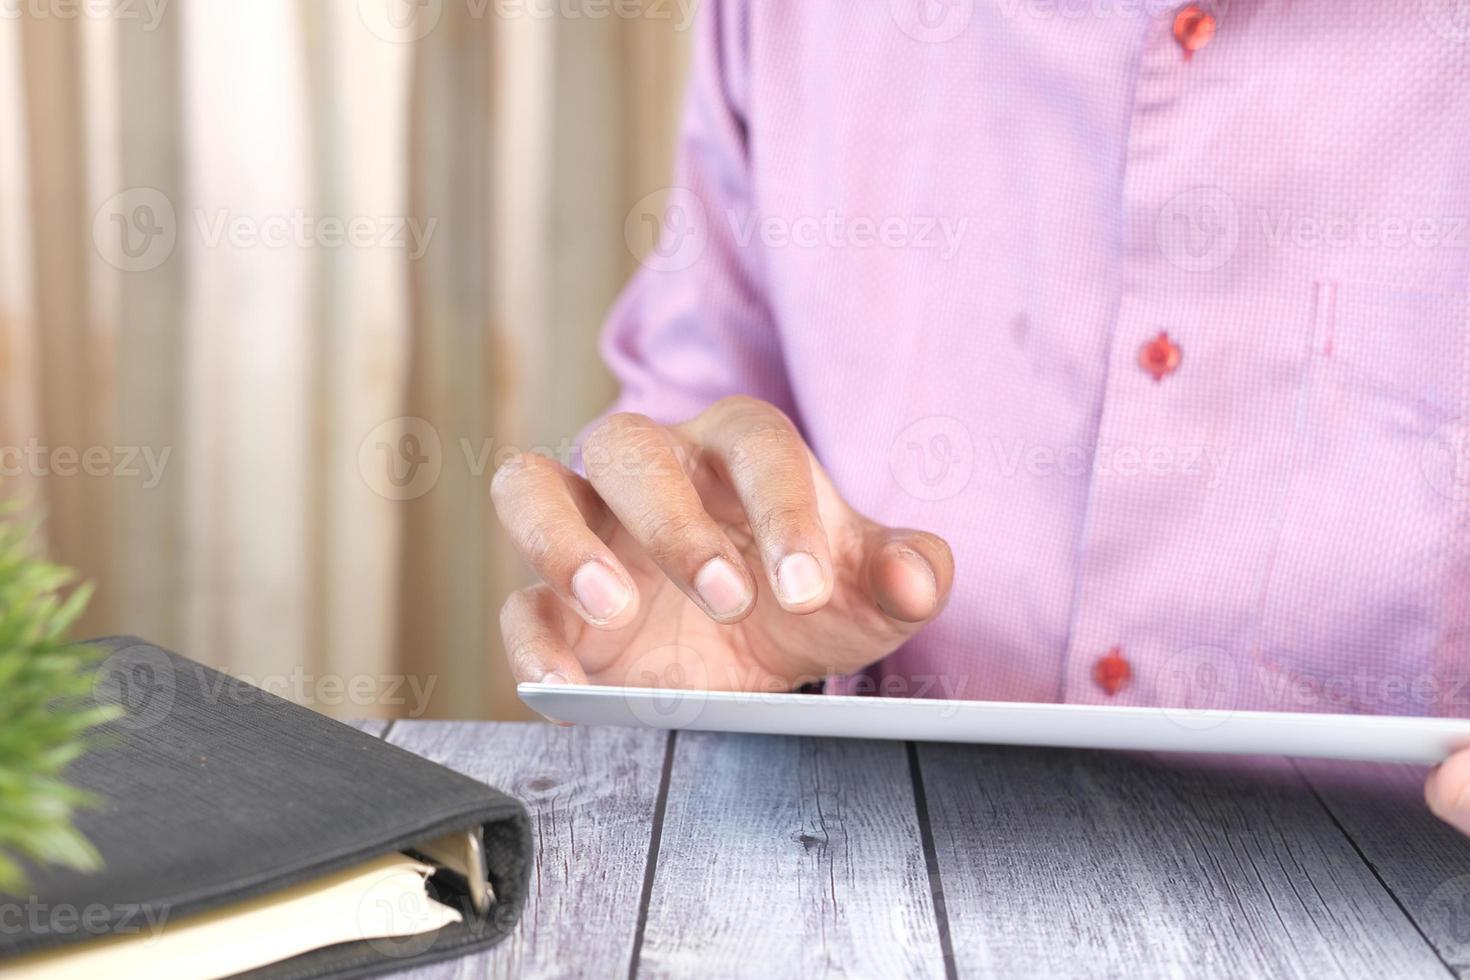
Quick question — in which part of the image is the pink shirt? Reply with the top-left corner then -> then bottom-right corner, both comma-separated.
596,0 -> 1470,716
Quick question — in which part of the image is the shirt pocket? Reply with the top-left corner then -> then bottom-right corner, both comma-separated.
1250,279 -> 1470,716
1309,279 -> 1469,421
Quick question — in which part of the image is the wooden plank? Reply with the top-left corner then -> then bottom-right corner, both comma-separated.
635,733 -> 947,980
386,721 -> 668,979
1297,760 -> 1470,974
345,719 -> 389,738
918,744 -> 1450,978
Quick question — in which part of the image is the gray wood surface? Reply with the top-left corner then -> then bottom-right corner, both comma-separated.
917,745 -> 1449,979
383,721 -> 669,980
638,733 -> 947,979
356,722 -> 1470,979
1297,760 -> 1470,975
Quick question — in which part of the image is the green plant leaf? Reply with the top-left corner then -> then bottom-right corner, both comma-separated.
0,505 -> 112,894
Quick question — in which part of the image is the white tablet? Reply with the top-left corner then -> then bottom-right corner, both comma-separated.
518,683 -> 1470,763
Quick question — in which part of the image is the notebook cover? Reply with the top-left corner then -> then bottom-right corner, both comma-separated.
0,636 -> 532,978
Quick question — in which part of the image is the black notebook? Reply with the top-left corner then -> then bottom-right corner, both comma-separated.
0,637 -> 532,979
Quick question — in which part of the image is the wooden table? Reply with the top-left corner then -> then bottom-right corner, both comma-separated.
355,720 -> 1470,979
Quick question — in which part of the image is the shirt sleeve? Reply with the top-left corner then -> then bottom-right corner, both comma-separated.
592,0 -> 795,432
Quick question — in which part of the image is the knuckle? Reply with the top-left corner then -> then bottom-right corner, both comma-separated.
490,451 -> 546,503
503,634 -> 543,680
726,420 -> 798,474
751,502 -> 813,542
586,412 -> 653,452
500,585 -> 558,635
709,394 -> 767,418
584,412 -> 666,480
498,586 -> 537,635
714,394 -> 792,430
517,519 -> 582,571
635,509 -> 704,561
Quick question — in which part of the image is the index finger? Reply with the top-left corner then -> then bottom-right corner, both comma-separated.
683,396 -> 834,612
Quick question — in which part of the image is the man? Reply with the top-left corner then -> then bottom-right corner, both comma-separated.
491,2 -> 1470,830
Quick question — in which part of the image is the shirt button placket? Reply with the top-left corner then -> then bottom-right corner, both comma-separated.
1172,4 -> 1217,59
1139,331 -> 1182,382
1093,648 -> 1133,697
1062,4 -> 1218,705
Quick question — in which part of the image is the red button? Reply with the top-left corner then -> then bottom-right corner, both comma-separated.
1139,331 -> 1182,382
1173,5 -> 1216,56
1093,647 -> 1131,697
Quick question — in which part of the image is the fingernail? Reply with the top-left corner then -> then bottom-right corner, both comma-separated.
694,557 -> 751,618
895,547 -> 938,602
541,671 -> 572,686
571,562 -> 630,622
776,552 -> 825,605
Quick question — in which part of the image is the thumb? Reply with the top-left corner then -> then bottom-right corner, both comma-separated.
860,525 -> 955,625
1427,750 -> 1470,836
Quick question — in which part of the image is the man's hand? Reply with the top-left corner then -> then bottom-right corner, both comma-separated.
1427,751 -> 1470,835
491,396 -> 954,692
